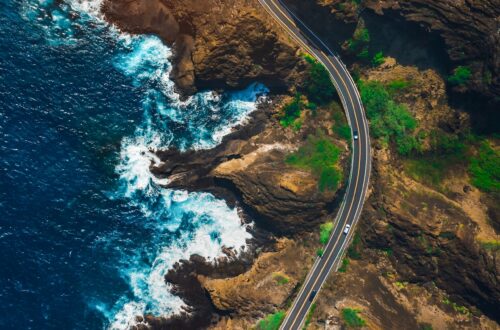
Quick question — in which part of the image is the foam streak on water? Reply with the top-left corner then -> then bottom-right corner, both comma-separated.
19,0 -> 268,329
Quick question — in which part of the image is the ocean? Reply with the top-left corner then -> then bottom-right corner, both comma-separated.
0,0 -> 267,328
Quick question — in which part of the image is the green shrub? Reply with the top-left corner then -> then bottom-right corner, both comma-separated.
346,26 -> 370,60
257,311 -> 286,330
286,134 -> 341,191
272,272 -> 290,285
372,51 -> 385,67
341,308 -> 366,328
331,104 -> 351,140
420,323 -> 433,330
304,56 -> 336,105
316,248 -> 324,257
448,66 -> 471,85
320,222 -> 334,245
469,141 -> 500,192
359,80 -> 390,118
335,123 -> 352,140
280,93 -> 302,127
359,80 -> 418,155
338,258 -> 350,272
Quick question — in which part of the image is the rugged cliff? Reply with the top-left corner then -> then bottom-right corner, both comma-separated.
285,0 -> 500,100
102,0 -> 304,96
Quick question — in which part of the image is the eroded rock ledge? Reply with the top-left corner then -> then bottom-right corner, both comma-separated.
151,99 -> 348,234
102,0 -> 304,96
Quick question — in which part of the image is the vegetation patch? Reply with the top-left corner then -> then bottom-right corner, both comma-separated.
338,258 -> 350,272
448,66 -> 471,86
442,298 -> 471,316
319,222 -> 334,245
257,311 -> 286,330
404,131 -> 469,187
279,93 -> 303,128
469,141 -> 500,192
480,240 -> 500,251
341,308 -> 366,328
372,51 -> 385,67
316,248 -> 324,257
303,55 -> 336,105
347,232 -> 362,259
386,79 -> 413,95
359,80 -> 418,155
303,303 -> 317,329
286,133 -> 342,191
346,26 -> 370,60
331,104 -> 351,141
272,272 -> 290,285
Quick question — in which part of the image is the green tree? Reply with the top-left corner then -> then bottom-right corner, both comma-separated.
448,66 -> 471,85
304,57 -> 336,105
469,141 -> 500,192
372,51 -> 385,67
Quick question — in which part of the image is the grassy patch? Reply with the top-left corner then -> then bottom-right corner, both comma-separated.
303,303 -> 317,329
359,80 -> 418,155
320,222 -> 334,245
448,66 -> 471,86
405,158 -> 449,187
338,258 -> 350,273
341,308 -> 366,328
404,131 -> 468,187
347,232 -> 362,259
257,311 -> 286,330
386,79 -> 413,95
279,93 -> 303,128
469,141 -> 500,192
442,298 -> 471,316
272,272 -> 290,285
286,133 -> 342,191
303,55 -> 336,105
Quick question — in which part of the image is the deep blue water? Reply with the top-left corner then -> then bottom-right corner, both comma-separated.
0,1 -> 266,329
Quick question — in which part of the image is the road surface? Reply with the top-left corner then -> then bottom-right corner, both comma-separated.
257,0 -> 372,329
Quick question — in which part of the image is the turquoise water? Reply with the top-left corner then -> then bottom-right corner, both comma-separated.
0,1 -> 267,328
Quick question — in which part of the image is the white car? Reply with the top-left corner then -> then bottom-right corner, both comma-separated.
343,224 -> 351,235
353,131 -> 359,140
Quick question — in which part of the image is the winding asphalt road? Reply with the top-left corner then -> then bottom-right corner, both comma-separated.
257,0 -> 372,329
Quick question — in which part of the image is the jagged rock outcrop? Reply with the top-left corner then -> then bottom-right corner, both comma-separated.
152,102 -> 347,234
102,0 -> 303,96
